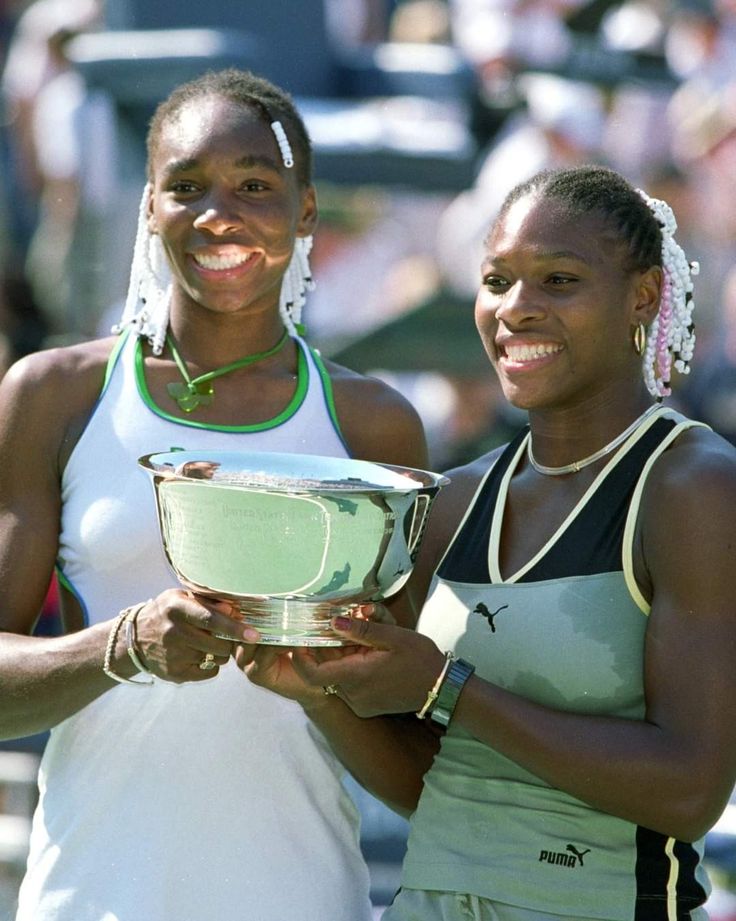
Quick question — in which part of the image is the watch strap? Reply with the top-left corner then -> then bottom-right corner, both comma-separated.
430,657 -> 475,727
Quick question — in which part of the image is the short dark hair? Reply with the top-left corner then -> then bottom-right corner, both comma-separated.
146,68 -> 313,185
495,165 -> 662,273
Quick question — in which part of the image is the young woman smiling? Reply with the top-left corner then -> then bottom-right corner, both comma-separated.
0,69 -> 427,921
239,165 -> 736,921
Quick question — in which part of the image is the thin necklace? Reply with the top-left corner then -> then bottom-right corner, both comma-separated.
527,404 -> 661,476
165,329 -> 289,413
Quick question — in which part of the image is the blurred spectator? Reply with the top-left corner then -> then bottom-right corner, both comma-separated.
597,1 -> 675,182
0,0 -> 27,265
665,0 -> 736,90
324,0 -> 394,46
26,55 -> 116,340
448,0 -> 585,107
307,185 -> 449,344
1,0 -> 101,252
1,0 -> 106,338
435,73 -> 607,298
666,78 -> 736,341
681,263 -> 736,445
388,0 -> 452,43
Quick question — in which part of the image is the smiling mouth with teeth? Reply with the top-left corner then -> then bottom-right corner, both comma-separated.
503,343 -> 563,362
193,252 -> 253,271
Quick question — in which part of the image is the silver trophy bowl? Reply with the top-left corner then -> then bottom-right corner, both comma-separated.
139,450 -> 449,646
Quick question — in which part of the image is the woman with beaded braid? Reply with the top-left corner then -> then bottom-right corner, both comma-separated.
0,68 -> 427,921
239,165 -> 736,920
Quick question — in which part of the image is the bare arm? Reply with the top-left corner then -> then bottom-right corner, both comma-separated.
0,346 -> 254,740
290,431 -> 736,841
325,360 -> 430,471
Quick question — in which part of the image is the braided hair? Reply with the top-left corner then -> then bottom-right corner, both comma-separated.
494,165 -> 698,398
115,68 -> 315,350
147,68 -> 313,186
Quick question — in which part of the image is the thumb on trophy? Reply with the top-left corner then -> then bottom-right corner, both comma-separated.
330,611 -> 392,648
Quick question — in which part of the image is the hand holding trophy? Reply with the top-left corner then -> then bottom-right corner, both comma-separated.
140,450 -> 448,646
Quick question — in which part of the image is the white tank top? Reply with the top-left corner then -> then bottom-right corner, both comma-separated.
17,331 -> 373,921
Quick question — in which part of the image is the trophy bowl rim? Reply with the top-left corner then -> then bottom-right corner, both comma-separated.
137,449 -> 449,494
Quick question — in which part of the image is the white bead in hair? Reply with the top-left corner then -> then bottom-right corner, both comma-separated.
271,120 -> 294,169
112,183 -> 172,355
279,236 -> 315,335
636,190 -> 698,399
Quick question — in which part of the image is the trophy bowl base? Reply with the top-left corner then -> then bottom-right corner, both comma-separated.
214,599 -> 361,647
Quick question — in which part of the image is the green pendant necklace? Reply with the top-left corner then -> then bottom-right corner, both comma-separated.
165,329 -> 289,413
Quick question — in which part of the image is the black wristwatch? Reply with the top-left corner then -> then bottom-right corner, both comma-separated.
430,657 -> 475,727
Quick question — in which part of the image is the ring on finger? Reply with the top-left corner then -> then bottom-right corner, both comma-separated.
322,684 -> 339,696
199,653 -> 217,671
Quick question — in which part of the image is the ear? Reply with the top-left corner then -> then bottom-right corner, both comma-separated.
630,265 -> 662,329
296,184 -> 318,238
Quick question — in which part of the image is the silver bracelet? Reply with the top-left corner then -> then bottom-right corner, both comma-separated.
103,604 -> 154,686
124,601 -> 154,682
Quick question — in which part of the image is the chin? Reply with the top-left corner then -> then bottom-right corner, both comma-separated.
500,381 -> 538,412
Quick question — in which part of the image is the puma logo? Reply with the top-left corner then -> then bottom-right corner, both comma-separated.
473,602 -> 508,632
566,845 -> 591,866
538,844 -> 591,868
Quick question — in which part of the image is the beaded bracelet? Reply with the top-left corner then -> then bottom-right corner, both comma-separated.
416,651 -> 455,720
103,604 -> 154,686
124,601 -> 154,683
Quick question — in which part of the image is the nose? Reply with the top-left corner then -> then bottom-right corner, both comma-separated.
491,280 -> 545,327
192,193 -> 242,235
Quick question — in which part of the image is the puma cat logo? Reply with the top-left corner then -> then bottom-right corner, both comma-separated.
473,602 -> 508,632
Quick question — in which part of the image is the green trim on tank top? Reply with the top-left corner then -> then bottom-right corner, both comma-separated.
133,334 -> 309,432
54,563 -> 75,595
308,345 -> 346,443
102,329 -> 131,392
52,563 -> 89,628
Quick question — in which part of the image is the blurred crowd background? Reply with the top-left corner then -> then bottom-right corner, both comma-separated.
1,0 -> 736,918
2,0 -> 736,466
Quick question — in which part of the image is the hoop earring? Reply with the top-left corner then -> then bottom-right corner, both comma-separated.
633,322 -> 647,356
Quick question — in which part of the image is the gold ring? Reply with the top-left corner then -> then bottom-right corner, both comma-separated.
199,653 -> 217,671
322,684 -> 339,696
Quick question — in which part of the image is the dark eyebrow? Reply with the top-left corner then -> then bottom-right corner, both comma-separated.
541,249 -> 590,263
484,249 -> 591,268
161,154 -> 281,178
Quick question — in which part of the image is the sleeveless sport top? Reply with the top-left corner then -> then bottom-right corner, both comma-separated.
403,406 -> 711,921
17,330 -> 373,921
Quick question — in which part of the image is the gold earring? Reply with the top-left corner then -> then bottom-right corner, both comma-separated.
633,322 -> 647,356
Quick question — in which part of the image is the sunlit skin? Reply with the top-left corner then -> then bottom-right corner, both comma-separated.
0,80 -> 427,744
148,95 -> 317,358
234,182 -> 736,852
475,193 -> 662,467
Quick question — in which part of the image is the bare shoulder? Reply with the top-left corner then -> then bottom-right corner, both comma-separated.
640,423 -> 736,572
644,423 -> 736,511
2,336 -> 116,400
0,336 -> 119,464
320,357 -> 429,468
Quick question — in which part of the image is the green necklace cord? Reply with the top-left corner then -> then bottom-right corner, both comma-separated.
165,329 -> 289,413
